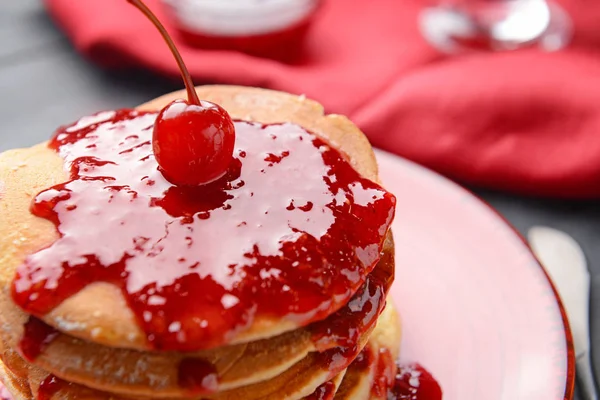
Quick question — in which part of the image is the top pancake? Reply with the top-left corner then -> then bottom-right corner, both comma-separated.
0,85 -> 387,351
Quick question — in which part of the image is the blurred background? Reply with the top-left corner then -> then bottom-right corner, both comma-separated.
0,0 -> 599,398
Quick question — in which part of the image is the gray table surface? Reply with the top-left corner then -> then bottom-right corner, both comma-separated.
1,1 -> 598,399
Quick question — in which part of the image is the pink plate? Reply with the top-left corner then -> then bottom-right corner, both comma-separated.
377,150 -> 575,400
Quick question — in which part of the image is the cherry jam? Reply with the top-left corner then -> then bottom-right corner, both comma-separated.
177,358 -> 218,394
305,380 -> 336,400
348,346 -> 442,399
311,242 -> 394,378
372,348 -> 396,398
12,110 -> 395,352
388,363 -> 443,400
38,375 -> 71,400
18,317 -> 58,362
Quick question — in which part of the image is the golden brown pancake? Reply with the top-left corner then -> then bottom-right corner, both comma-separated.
0,85 -> 383,352
0,359 -> 31,400
0,294 -> 308,395
0,302 -> 398,400
0,367 -> 347,400
0,352 -> 347,400
0,85 -> 397,400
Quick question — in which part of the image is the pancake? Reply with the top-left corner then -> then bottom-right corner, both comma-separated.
0,366 -> 347,400
0,351 -> 346,400
0,85 -> 397,399
0,360 -> 29,400
0,302 -> 399,400
0,86 -> 388,352
0,337 -> 31,400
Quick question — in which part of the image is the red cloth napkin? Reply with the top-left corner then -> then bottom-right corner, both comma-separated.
45,0 -> 600,198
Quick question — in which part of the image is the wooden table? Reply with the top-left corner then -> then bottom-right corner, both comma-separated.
1,1 -> 598,399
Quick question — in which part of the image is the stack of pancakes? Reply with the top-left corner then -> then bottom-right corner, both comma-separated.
0,86 -> 400,400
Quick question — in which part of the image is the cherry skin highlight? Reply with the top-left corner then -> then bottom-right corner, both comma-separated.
153,99 -> 235,185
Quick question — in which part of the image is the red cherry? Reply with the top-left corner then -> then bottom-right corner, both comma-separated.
127,0 -> 235,186
153,99 -> 235,185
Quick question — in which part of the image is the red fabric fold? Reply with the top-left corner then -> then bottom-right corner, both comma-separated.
45,0 -> 600,198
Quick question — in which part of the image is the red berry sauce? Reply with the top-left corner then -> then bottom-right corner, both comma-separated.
351,346 -> 374,371
18,317 -> 58,362
38,375 -> 71,400
177,357 -> 218,395
311,243 -> 394,377
388,363 -> 443,400
372,348 -> 396,398
346,346 -> 442,400
304,380 -> 336,400
11,109 -> 396,354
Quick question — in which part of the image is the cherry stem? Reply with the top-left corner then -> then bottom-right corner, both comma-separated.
127,0 -> 200,106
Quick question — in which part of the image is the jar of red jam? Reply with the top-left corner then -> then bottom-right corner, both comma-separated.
161,0 -> 322,60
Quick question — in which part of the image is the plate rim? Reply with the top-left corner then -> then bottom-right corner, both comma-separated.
479,196 -> 576,400
375,149 -> 576,399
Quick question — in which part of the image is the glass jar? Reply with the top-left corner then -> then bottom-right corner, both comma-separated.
162,0 -> 322,60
